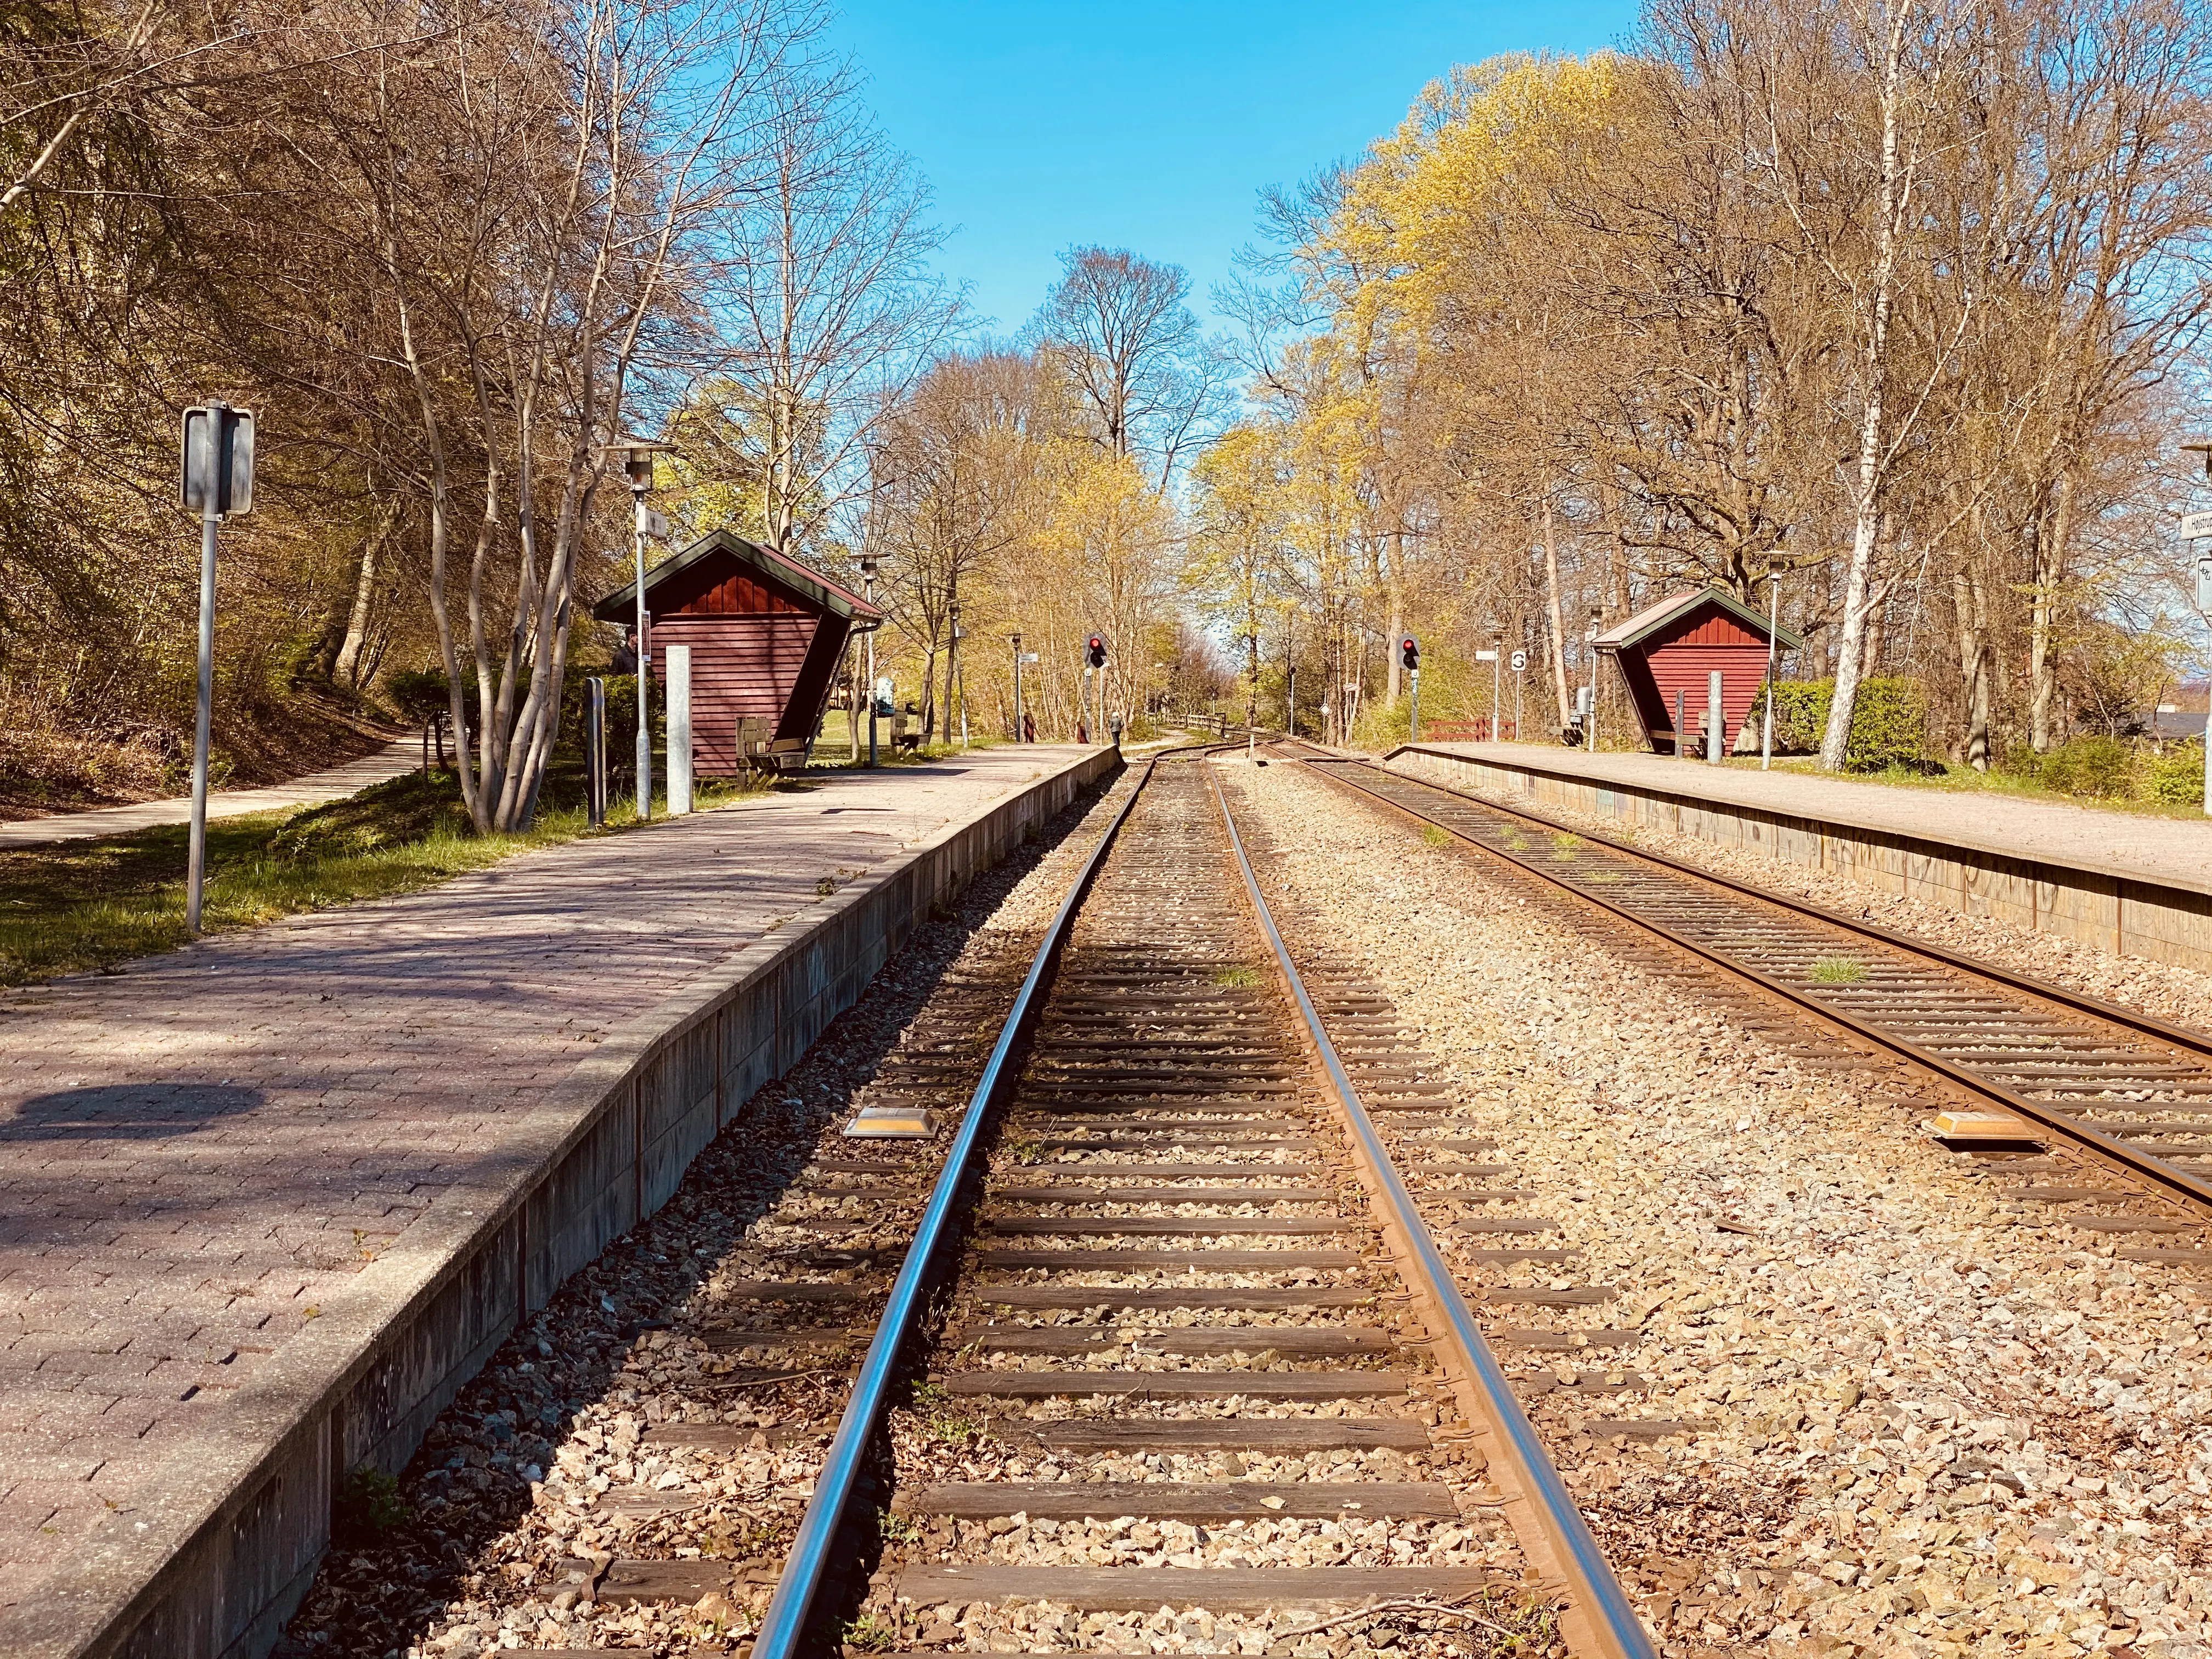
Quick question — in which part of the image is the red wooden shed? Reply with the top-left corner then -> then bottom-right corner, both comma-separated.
1594,586 -> 1803,756
592,529 -> 881,775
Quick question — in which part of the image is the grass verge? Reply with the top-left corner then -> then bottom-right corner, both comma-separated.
0,764 -> 771,987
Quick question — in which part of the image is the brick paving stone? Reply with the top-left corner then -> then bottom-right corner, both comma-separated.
0,747 -> 1099,1615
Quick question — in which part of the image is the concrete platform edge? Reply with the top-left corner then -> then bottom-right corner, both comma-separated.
7,747 -> 1121,1659
1385,744 -> 2212,975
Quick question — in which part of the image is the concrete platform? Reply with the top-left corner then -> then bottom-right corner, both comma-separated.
0,744 -> 1116,1659
1387,743 -> 2212,971
0,737 -> 424,848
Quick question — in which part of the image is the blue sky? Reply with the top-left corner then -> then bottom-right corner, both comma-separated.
827,1 -> 1642,338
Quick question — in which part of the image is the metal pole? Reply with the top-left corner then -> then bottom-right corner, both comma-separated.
1708,669 -> 1724,764
633,494 -> 651,819
1012,635 -> 1023,741
585,678 -> 606,827
1762,573 -> 1781,770
1677,688 -> 1688,760
1492,649 -> 1502,742
1409,667 -> 1419,745
1515,667 -> 1522,742
185,461 -> 221,935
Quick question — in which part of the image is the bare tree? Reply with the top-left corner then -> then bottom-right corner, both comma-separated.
703,48 -> 956,559
1035,247 -> 1232,481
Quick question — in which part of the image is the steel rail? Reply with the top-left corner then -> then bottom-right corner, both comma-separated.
1375,746 -> 2212,1065
1296,753 -> 2212,1216
751,747 -> 1205,1659
1204,763 -> 1657,1659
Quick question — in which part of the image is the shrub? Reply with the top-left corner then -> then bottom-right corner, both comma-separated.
1754,678 -> 1926,770
2034,736 -> 2137,799
2149,741 -> 2207,804
1843,679 -> 1928,771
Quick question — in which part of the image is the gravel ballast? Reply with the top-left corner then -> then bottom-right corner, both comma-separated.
1233,755 -> 2212,1659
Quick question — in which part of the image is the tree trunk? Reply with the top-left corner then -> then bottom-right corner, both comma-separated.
1816,9 -> 1906,775
1384,527 -> 1404,706
1951,556 -> 1993,772
2029,470 -> 2073,752
1541,495 -> 1571,731
333,495 -> 399,687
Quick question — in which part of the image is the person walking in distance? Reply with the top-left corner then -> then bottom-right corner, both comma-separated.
1022,711 -> 1036,743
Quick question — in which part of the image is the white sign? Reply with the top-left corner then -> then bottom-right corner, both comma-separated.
1510,649 -> 1528,673
2181,511 -> 2212,540
1475,649 -> 1499,662
2198,554 -> 2212,612
636,506 -> 670,539
1020,652 -> 1039,663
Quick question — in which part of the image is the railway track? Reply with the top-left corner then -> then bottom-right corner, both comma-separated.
1288,746 -> 2212,1248
485,746 -> 1660,1659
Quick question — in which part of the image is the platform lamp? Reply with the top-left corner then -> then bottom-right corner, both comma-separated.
950,601 -> 969,749
1585,606 -> 1602,751
2181,442 -> 2212,815
605,438 -> 675,819
860,557 -> 879,766
1760,562 -> 1785,771
1009,632 -> 1025,741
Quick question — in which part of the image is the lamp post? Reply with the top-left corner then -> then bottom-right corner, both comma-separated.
1009,633 -> 1024,741
1585,606 -> 1602,752
608,438 -> 674,819
950,601 -> 968,749
2180,442 -> 2212,815
1761,564 -> 1784,771
860,557 -> 879,766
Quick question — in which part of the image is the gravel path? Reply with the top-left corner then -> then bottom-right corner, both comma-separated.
1235,756 -> 2212,1659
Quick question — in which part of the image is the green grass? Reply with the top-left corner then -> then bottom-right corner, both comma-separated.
0,763 -> 772,986
1809,955 -> 1870,985
1212,966 -> 1262,987
1419,823 -> 1452,849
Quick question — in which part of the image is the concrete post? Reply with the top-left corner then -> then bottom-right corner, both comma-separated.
1707,670 -> 1724,764
667,645 -> 693,815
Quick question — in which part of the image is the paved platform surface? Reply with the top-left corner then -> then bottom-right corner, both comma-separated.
1406,742 -> 2212,894
0,737 -> 424,849
0,746 -> 1099,1613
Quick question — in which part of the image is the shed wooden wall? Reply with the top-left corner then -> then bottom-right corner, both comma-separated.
651,615 -> 822,775
1615,607 -> 1771,754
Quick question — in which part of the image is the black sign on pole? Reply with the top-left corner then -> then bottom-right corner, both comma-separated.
180,404 -> 255,516
178,402 -> 254,935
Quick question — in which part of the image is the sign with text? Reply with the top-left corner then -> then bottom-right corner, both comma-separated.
2181,511 -> 2212,540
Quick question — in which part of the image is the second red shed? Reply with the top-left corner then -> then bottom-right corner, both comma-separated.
1594,586 -> 1803,756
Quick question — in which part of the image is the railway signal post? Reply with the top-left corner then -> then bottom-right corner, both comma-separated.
178,400 -> 255,935
1401,635 -> 1420,743
1087,633 -> 1108,744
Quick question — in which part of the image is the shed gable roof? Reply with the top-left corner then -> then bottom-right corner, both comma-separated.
1594,585 -> 1803,654
591,528 -> 881,624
